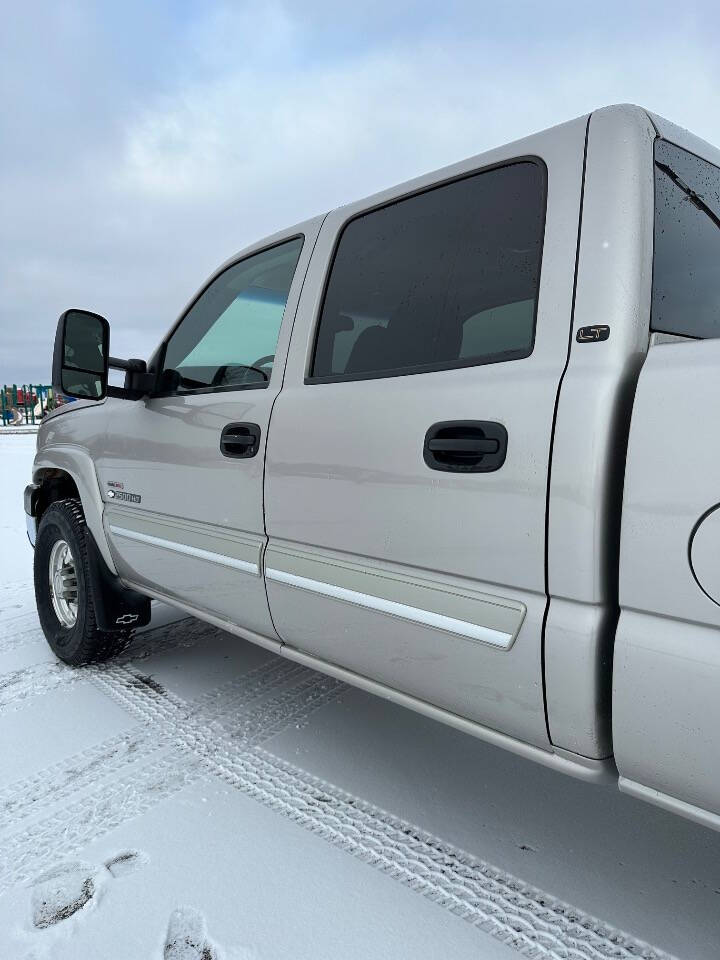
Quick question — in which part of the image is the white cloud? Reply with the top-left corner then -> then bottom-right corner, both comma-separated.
2,1 -> 720,382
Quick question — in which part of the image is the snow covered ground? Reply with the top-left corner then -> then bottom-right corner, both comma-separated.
1,432 -> 719,960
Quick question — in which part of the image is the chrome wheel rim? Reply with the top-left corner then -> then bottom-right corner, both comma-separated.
49,539 -> 79,627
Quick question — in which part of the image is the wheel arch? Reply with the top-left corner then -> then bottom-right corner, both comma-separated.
33,445 -> 117,575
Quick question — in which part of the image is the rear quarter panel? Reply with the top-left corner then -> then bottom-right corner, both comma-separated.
616,339 -> 720,823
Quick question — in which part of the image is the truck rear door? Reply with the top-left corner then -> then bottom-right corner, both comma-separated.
264,120 -> 588,751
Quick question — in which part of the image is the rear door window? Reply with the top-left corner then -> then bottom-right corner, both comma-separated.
310,161 -> 546,382
652,140 -> 720,339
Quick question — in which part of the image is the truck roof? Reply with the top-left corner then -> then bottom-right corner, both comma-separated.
195,103 -> 720,341
232,103 -> 720,261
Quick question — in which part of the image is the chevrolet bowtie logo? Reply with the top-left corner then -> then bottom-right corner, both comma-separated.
115,613 -> 139,625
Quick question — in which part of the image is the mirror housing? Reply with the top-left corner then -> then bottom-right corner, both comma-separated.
52,310 -> 156,401
52,309 -> 109,401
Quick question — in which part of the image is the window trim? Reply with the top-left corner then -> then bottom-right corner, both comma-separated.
304,156 -> 548,386
150,233 -> 305,399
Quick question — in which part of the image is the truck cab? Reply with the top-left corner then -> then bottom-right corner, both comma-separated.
27,104 -> 720,832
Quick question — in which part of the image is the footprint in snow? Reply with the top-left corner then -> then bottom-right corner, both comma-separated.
104,849 -> 147,877
31,860 -> 96,929
164,907 -> 220,960
30,850 -> 147,929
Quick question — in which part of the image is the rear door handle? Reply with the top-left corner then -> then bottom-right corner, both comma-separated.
220,422 -> 261,459
424,420 -> 507,473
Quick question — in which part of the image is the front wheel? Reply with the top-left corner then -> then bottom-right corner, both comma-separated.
34,499 -> 133,665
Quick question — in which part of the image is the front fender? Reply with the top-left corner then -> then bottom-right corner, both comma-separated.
33,444 -> 117,575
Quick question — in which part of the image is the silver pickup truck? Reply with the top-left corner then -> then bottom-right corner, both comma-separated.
25,104 -> 720,834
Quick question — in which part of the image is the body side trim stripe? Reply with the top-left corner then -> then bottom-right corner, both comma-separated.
104,504 -> 261,552
266,567 -> 514,648
108,525 -> 260,576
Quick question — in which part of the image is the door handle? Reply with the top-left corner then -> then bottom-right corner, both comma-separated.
427,437 -> 499,454
220,422 -> 261,459
424,421 -> 507,473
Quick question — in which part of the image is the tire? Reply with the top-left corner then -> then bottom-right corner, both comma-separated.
34,498 -> 133,665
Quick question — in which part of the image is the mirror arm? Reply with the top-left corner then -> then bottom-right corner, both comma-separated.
107,385 -> 135,400
106,376 -> 155,401
109,356 -> 145,373
106,358 -> 155,400
128,371 -> 157,394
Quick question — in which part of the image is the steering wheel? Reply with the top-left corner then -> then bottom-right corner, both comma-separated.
211,364 -> 269,387
251,355 -> 275,372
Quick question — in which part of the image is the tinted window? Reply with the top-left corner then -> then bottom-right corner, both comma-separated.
160,237 -> 303,393
652,140 -> 720,339
311,162 -> 545,381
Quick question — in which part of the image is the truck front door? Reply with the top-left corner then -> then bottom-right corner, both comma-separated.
96,222 -> 321,642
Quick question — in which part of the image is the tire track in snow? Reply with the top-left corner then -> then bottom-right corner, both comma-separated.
0,611 -> 43,654
0,609 -> 40,631
0,729 -> 161,826
0,661 -> 344,891
0,617 -> 46,654
233,750 -> 671,960
92,662 -> 345,753
0,659 -> 82,713
0,657 -> 305,829
0,606 -> 37,631
0,617 -> 216,713
0,750 -> 200,894
85,662 -> 671,960
0,619 -> 672,958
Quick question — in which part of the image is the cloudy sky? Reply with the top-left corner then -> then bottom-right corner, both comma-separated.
2,1 -> 719,384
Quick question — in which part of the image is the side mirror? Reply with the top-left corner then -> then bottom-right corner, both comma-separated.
52,309 -> 109,401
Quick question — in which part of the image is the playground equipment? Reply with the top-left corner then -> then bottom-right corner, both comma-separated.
1,384 -> 54,426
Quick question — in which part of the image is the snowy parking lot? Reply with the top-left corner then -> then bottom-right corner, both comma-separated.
2,431 -> 720,959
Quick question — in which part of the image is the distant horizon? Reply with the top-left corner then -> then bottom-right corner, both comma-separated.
3,2 -> 720,383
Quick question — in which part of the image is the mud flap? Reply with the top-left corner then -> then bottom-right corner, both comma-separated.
86,533 -> 151,631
